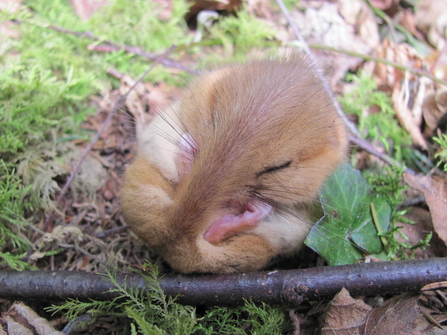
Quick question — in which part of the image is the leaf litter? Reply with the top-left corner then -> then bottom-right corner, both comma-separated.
2,0 -> 447,333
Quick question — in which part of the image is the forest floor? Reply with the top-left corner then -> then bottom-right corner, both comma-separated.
1,0 -> 447,334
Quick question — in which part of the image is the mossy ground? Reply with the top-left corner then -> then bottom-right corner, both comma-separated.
1,0 -> 446,333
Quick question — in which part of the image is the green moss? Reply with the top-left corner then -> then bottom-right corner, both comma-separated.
209,5 -> 276,55
48,263 -> 290,334
0,162 -> 33,270
433,133 -> 447,171
340,72 -> 412,162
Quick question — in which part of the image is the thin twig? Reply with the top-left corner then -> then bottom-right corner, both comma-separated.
274,0 -> 360,137
349,135 -> 417,175
49,25 -> 197,74
12,21 -> 197,75
43,46 -> 177,230
309,44 -> 447,87
289,309 -> 301,335
94,225 -> 129,239
48,26 -> 197,74
88,43 -> 199,75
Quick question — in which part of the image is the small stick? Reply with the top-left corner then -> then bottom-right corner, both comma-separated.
349,135 -> 417,175
289,309 -> 301,335
47,25 -> 197,74
11,21 -> 197,75
43,46 -> 177,230
88,43 -> 199,75
274,0 -> 360,137
309,44 -> 447,87
1,258 -> 446,305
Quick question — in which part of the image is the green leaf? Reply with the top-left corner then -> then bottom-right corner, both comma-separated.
305,163 -> 391,265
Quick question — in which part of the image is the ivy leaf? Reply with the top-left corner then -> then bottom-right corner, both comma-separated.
305,163 -> 391,265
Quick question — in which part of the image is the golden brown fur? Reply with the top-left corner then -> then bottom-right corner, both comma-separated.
121,56 -> 348,273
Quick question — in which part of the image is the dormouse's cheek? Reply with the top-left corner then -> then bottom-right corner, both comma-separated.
203,202 -> 272,244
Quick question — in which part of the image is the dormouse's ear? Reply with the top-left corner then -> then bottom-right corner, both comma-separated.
203,201 -> 272,244
176,133 -> 198,182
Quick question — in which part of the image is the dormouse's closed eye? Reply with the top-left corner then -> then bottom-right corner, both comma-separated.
256,160 -> 293,177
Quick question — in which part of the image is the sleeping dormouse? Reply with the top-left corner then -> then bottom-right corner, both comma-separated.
121,56 -> 348,273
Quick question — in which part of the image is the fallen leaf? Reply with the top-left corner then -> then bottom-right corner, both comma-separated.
401,207 -> 447,258
392,85 -> 428,149
369,0 -> 400,17
119,76 -> 150,121
372,39 -> 423,90
364,293 -> 439,335
338,0 -> 380,49
321,288 -> 372,335
397,9 -> 426,42
415,0 -> 447,50
422,88 -> 447,136
404,173 -> 447,246
0,0 -> 21,12
412,77 -> 431,127
291,2 -> 372,86
5,302 -> 64,335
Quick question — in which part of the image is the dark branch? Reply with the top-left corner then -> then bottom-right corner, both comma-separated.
1,258 -> 446,306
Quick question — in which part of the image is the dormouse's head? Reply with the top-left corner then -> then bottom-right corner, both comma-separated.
122,57 -> 348,273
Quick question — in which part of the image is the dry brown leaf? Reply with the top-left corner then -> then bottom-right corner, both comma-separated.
291,2 -> 373,86
0,0 -> 21,12
369,0 -> 400,17
412,77 -> 431,127
144,82 -> 180,115
400,207 -> 447,258
4,302 -> 63,335
372,40 -> 423,90
338,0 -> 380,50
422,88 -> 447,134
117,75 -> 152,136
246,0 -> 273,20
396,9 -> 425,42
0,0 -> 22,43
404,173 -> 447,246
364,293 -> 439,335
70,0 -> 108,21
392,85 -> 428,149
4,316 -> 33,335
430,51 -> 447,81
321,288 -> 372,335
415,0 -> 447,50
